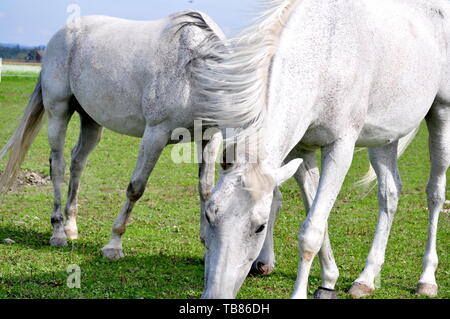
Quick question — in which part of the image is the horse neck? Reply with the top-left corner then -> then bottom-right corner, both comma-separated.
259,0 -> 335,168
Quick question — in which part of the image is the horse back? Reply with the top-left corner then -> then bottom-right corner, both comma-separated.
41,13 -> 223,137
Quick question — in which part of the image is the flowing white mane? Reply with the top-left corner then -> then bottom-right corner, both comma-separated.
192,0 -> 302,198
193,0 -> 302,137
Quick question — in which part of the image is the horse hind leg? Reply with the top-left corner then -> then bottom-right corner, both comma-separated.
102,124 -> 170,259
350,141 -> 402,298
416,103 -> 450,297
64,103 -> 103,240
47,99 -> 74,247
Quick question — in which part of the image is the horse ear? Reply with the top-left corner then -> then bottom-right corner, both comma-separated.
272,159 -> 303,186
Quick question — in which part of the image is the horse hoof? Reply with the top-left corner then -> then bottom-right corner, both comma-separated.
102,247 -> 125,260
313,287 -> 338,299
349,282 -> 375,299
65,228 -> 79,240
249,261 -> 273,277
49,236 -> 68,247
416,283 -> 438,297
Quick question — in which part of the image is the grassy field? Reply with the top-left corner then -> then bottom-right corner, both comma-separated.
0,75 -> 448,299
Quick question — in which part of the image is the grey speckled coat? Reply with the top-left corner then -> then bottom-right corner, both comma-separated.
0,11 -> 226,260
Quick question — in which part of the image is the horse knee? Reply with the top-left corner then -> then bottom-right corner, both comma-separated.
299,222 -> 324,258
127,180 -> 146,202
199,182 -> 212,202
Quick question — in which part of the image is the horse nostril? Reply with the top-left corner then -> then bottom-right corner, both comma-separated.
249,261 -> 271,277
258,262 -> 270,276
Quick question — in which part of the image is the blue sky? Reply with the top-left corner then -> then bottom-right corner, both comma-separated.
0,0 -> 261,46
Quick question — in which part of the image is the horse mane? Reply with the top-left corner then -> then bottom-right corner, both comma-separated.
192,0 -> 301,132
174,11 -> 218,34
192,0 -> 302,198
172,10 -> 227,56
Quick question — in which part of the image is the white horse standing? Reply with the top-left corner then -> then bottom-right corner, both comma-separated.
195,0 -> 449,298
0,11 -> 225,258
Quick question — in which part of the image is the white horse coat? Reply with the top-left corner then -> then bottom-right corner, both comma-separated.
196,0 -> 450,299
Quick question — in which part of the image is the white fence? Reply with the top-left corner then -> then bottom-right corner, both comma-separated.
0,58 -> 41,80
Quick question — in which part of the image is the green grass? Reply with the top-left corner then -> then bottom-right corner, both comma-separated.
0,76 -> 448,299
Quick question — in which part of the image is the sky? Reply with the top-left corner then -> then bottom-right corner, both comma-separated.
0,0 -> 261,46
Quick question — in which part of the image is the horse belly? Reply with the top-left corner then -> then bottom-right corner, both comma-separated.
75,94 -> 146,138
71,64 -> 147,138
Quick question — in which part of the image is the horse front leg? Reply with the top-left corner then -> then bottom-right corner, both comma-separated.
293,149 -> 339,299
198,131 -> 222,246
292,136 -> 356,299
102,124 -> 170,259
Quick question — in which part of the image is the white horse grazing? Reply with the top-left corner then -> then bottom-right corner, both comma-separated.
0,11 -> 225,258
195,0 -> 449,299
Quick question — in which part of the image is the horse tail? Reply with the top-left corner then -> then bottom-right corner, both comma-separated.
355,126 -> 420,189
0,74 -> 45,193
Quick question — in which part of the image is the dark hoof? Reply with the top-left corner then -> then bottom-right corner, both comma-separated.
102,247 -> 125,260
49,236 -> 68,247
313,287 -> 338,299
349,282 -> 375,299
248,261 -> 273,277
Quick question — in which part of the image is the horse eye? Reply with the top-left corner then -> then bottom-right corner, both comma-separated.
255,224 -> 266,234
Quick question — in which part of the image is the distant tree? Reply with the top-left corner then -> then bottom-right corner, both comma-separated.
0,44 -> 46,61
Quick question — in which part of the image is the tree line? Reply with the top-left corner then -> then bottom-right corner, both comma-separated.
0,44 -> 45,61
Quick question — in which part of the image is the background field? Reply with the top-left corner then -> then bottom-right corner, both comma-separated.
1,61 -> 42,77
0,75 -> 448,299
